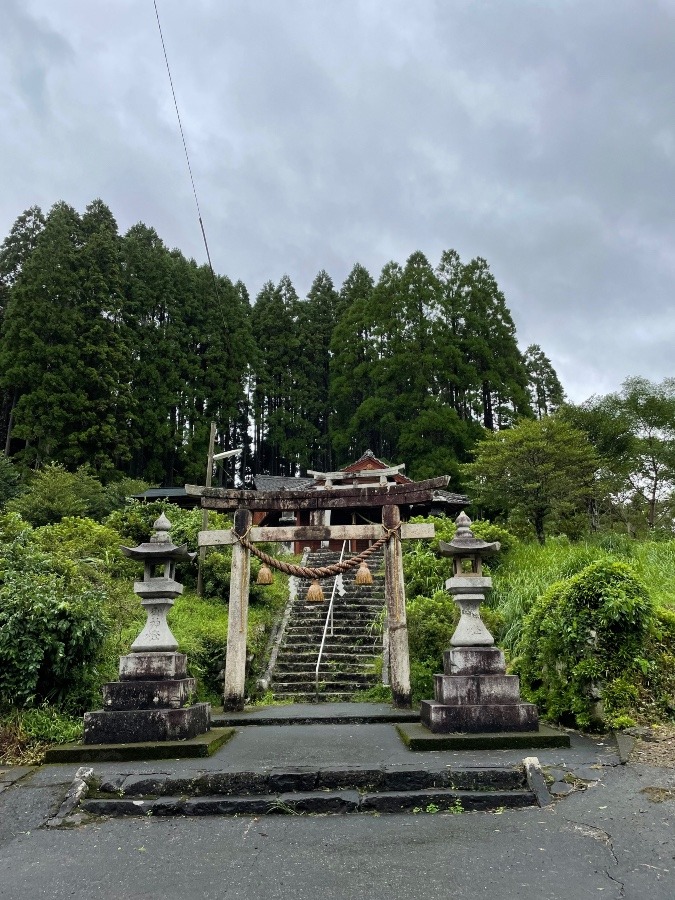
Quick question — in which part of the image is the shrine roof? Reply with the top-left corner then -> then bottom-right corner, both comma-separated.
254,475 -> 315,492
341,449 -> 410,479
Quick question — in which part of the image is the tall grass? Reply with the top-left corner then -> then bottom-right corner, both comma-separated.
492,536 -> 675,653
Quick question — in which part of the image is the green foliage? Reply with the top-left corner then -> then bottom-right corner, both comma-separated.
561,377 -> 675,534
166,592 -> 228,702
6,463 -> 108,526
524,344 -> 565,418
104,499 -> 169,544
0,567 -> 108,709
514,559 -> 653,729
33,517 -> 128,572
0,452 -> 21,509
407,591 -> 459,673
329,249 -> 533,470
8,706 -> 82,744
0,706 -> 81,765
463,417 -> 599,543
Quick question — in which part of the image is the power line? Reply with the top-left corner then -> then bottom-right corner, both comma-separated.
153,0 -> 218,284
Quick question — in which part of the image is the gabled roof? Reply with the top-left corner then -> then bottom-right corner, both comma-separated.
341,449 -> 390,473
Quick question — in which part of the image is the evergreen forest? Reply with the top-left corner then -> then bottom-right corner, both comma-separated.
0,199 -> 564,487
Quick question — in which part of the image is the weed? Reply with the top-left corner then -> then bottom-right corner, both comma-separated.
266,798 -> 303,816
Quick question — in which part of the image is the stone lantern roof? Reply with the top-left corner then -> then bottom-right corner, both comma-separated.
439,511 -> 500,559
121,513 -> 196,562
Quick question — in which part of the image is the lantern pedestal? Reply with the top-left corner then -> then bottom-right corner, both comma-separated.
83,515 -> 211,746
420,647 -> 538,733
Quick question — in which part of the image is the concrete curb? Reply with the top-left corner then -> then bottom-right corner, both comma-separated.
47,766 -> 94,827
613,731 -> 636,765
523,756 -> 553,807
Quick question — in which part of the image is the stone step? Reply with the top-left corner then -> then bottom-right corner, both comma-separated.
276,656 -> 377,668
271,691 -> 365,701
84,789 -> 535,817
284,624 -> 379,634
85,764 -> 536,817
266,546 -> 386,695
273,672 -> 375,685
289,610 -> 382,616
272,680 -> 378,693
282,640 -> 379,651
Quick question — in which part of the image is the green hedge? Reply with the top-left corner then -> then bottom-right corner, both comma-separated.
514,559 -> 653,729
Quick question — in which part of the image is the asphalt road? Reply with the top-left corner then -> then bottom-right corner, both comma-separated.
0,761 -> 673,900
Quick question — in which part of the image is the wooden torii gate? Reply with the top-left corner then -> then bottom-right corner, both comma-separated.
186,477 -> 447,711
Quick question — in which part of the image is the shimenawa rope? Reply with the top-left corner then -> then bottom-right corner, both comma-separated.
235,525 -> 400,579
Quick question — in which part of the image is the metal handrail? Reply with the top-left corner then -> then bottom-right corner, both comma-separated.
315,540 -> 347,699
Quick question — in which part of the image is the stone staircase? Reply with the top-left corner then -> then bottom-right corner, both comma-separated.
271,548 -> 385,702
84,762 -> 541,817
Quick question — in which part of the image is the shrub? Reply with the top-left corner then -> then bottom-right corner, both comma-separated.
6,463 -> 108,525
514,559 -> 653,729
33,516 -> 134,579
104,499 -> 170,544
0,569 -> 108,709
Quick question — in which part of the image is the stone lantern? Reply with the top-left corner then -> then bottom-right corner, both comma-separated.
420,511 -> 539,734
83,514 -> 211,745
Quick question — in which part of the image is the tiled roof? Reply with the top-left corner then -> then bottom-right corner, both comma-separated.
254,475 -> 315,492
341,449 -> 390,472
431,489 -> 470,506
133,487 -> 189,499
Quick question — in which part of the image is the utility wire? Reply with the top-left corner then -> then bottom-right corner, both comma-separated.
153,0 -> 218,285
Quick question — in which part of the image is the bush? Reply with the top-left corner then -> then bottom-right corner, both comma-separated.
0,569 -> 108,709
104,499 -> 170,544
33,516 -> 134,579
6,463 -> 108,525
514,559 -> 653,729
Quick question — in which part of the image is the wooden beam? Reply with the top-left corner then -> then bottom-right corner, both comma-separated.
305,464 -> 406,480
186,476 -> 451,512
198,522 -> 435,547
383,505 -> 412,709
223,508 -> 251,711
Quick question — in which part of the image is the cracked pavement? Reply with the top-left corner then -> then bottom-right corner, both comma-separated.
0,725 -> 674,899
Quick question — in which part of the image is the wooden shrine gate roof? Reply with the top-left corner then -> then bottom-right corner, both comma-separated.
186,475 -> 466,512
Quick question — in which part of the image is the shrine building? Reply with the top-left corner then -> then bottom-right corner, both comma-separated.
252,450 -> 468,553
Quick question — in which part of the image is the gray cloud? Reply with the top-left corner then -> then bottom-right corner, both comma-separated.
1,0 -> 674,403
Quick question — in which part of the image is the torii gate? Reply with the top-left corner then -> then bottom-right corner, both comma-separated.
186,477 -> 448,711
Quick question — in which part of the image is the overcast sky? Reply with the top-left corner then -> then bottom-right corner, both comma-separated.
2,0 -> 674,403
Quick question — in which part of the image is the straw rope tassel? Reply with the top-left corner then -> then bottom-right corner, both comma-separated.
355,560 -> 373,585
306,579 -> 324,602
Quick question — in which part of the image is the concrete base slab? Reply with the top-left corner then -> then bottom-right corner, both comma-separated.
44,727 -> 235,763
396,722 -> 571,751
